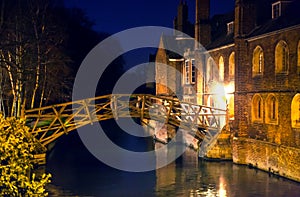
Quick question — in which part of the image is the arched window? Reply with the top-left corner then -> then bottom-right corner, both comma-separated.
275,41 -> 289,74
291,94 -> 300,128
229,52 -> 235,79
206,57 -> 215,82
265,94 -> 278,124
219,56 -> 224,81
252,46 -> 264,76
252,94 -> 263,122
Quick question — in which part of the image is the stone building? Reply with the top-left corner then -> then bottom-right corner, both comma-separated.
155,0 -> 300,181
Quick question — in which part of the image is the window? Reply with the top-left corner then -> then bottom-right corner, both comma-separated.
227,21 -> 234,35
184,59 -> 196,84
272,2 -> 281,19
265,94 -> 278,124
252,94 -> 263,122
252,46 -> 264,76
275,41 -> 289,74
184,60 -> 190,84
219,56 -> 224,81
207,58 -> 216,82
191,59 -> 196,84
291,94 -> 300,128
229,52 -> 235,79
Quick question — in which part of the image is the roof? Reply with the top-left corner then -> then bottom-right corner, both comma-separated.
206,11 -> 235,50
160,34 -> 195,59
248,0 -> 300,38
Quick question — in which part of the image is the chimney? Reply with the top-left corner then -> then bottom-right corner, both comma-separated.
234,0 -> 257,37
174,0 -> 189,35
195,0 -> 211,47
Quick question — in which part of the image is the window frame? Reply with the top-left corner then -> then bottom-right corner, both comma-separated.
252,94 -> 263,123
252,46 -> 264,77
272,1 -> 281,19
265,94 -> 278,125
191,59 -> 196,84
275,40 -> 289,74
227,21 -> 234,35
291,94 -> 300,128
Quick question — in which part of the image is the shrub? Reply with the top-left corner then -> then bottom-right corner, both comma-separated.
0,115 -> 51,196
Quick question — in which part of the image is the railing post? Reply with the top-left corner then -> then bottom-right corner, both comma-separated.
111,95 -> 118,120
140,95 -> 145,120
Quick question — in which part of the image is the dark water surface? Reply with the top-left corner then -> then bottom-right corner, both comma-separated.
45,130 -> 300,197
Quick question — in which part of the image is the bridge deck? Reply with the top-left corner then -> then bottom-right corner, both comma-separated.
24,94 -> 226,148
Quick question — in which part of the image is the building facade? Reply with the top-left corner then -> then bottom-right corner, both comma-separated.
155,0 -> 300,181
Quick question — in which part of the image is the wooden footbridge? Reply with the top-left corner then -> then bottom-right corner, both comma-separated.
24,94 -> 227,150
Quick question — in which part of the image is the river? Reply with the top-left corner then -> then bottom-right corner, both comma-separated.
45,124 -> 300,196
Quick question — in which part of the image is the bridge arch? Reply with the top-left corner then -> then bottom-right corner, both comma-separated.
24,94 -> 226,150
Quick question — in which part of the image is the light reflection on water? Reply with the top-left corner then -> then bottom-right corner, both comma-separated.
45,132 -> 300,197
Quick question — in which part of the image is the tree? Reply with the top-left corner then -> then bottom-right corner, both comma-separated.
0,114 -> 51,196
0,0 -> 125,117
0,0 -> 71,117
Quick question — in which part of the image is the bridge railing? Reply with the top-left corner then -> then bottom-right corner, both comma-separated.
24,94 -> 226,148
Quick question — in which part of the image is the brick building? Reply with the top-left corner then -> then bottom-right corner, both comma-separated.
155,0 -> 300,181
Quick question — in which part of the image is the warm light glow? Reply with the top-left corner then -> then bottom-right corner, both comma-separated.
210,82 -> 226,110
218,176 -> 227,197
224,82 -> 235,96
224,82 -> 235,120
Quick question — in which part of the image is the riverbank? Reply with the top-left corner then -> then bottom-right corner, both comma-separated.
232,137 -> 300,182
202,133 -> 300,183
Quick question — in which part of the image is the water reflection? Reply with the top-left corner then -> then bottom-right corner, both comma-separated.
218,176 -> 227,197
46,131 -> 300,196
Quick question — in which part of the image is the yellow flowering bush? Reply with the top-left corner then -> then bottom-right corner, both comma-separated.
0,115 -> 51,196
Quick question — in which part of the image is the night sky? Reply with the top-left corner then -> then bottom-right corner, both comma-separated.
64,0 -> 235,34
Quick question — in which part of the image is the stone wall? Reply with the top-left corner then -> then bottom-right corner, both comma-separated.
232,137 -> 300,182
205,133 -> 232,160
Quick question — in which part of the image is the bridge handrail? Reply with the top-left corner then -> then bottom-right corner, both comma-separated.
24,94 -> 226,148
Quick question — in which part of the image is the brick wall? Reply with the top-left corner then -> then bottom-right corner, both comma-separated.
234,27 -> 300,147
232,137 -> 300,182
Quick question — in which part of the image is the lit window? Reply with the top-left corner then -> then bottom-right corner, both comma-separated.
291,94 -> 300,128
184,61 -> 190,84
219,56 -> 224,81
275,41 -> 289,74
272,2 -> 281,19
252,94 -> 263,122
265,94 -> 278,124
252,46 -> 264,76
191,59 -> 196,84
229,52 -> 235,79
227,21 -> 234,35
